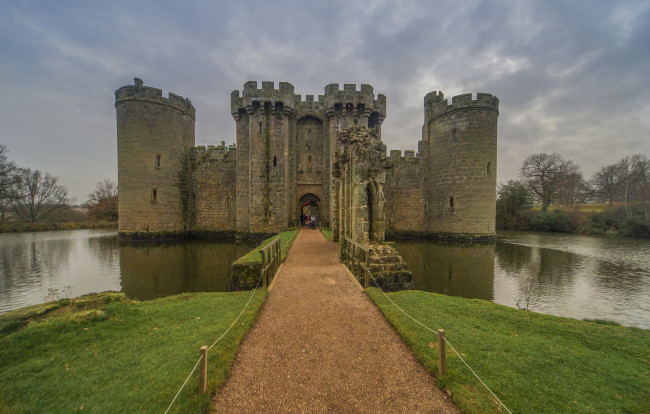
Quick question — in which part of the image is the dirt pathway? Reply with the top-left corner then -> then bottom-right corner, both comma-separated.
212,229 -> 458,413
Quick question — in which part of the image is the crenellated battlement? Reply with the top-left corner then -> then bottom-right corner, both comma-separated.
389,149 -> 420,164
425,91 -> 499,119
323,83 -> 386,116
115,78 -> 195,119
231,81 -> 296,118
192,142 -> 236,163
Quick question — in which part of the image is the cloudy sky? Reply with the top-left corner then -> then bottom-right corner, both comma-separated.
1,0 -> 649,202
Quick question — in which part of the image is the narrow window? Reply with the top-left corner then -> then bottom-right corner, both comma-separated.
487,161 -> 492,176
226,196 -> 230,208
273,155 -> 277,167
152,188 -> 158,202
308,130 -> 311,139
308,155 -> 312,168
155,154 -> 161,168
217,177 -> 221,187
452,129 -> 457,141
259,122 -> 263,134
449,196 -> 454,208
424,204 -> 427,213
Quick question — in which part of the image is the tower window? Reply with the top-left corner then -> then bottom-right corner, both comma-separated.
155,154 -> 161,168
308,130 -> 311,139
487,161 -> 492,176
449,196 -> 454,208
259,122 -> 263,134
273,155 -> 277,167
308,155 -> 312,168
452,129 -> 457,141
152,188 -> 158,202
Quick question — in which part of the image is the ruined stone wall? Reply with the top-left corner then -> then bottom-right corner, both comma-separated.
332,128 -> 388,244
384,150 -> 425,236
116,78 -> 195,236
192,144 -> 236,232
422,92 -> 499,238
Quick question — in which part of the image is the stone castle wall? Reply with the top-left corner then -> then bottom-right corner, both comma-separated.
115,79 -> 195,236
384,150 -> 425,236
192,144 -> 237,233
116,79 -> 498,240
422,92 -> 499,237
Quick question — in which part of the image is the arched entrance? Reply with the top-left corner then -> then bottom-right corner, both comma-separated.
299,193 -> 320,224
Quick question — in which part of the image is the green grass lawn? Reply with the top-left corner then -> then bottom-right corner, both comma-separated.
367,288 -> 650,414
0,291 -> 267,413
234,228 -> 298,264
319,227 -> 333,241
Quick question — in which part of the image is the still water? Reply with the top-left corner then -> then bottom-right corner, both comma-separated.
0,229 -> 250,314
396,231 -> 650,329
1,229 -> 649,329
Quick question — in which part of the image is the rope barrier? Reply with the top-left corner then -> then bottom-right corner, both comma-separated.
164,263 -> 265,413
163,229 -> 299,413
363,267 -> 513,414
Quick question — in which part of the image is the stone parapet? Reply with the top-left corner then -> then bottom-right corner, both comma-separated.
231,81 -> 296,118
425,91 -> 499,120
115,78 -> 195,119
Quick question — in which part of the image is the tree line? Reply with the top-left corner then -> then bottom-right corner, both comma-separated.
498,152 -> 649,236
0,145 -> 117,226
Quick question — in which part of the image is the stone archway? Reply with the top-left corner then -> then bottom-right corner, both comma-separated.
299,193 -> 320,223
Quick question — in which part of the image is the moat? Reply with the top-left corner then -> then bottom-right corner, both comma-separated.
1,229 -> 648,329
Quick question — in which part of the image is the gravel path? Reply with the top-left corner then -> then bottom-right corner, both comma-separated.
212,229 -> 459,413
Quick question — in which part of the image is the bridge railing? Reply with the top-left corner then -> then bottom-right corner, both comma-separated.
342,236 -> 373,288
260,237 -> 281,287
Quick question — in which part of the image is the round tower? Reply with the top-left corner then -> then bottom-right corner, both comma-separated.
115,78 -> 196,237
422,91 -> 499,238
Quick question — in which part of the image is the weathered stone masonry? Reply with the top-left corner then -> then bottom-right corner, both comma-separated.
116,79 -> 498,240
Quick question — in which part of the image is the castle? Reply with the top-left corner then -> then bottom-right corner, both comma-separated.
115,78 -> 499,240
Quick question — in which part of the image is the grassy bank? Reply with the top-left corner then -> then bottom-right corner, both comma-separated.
234,228 -> 299,264
0,291 -> 267,413
319,226 -> 333,241
0,221 -> 117,233
367,288 -> 649,414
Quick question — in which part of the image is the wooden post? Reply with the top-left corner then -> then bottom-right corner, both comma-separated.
199,346 -> 208,394
260,250 -> 267,287
438,329 -> 446,376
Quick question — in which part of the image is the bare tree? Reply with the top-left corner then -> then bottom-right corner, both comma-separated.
520,153 -> 580,211
0,146 -> 20,223
589,164 -> 619,206
614,154 -> 647,217
12,168 -> 71,223
86,178 -> 118,221
555,170 -> 587,206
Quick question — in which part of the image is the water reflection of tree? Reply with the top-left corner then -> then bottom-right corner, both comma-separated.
85,236 -> 119,267
594,260 -> 648,294
396,241 -> 495,300
119,240 -> 250,300
497,243 -> 581,311
0,237 -> 73,301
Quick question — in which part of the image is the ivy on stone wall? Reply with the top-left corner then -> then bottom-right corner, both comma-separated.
178,149 -> 197,230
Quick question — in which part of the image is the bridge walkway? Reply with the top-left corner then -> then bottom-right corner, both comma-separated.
212,228 -> 458,413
